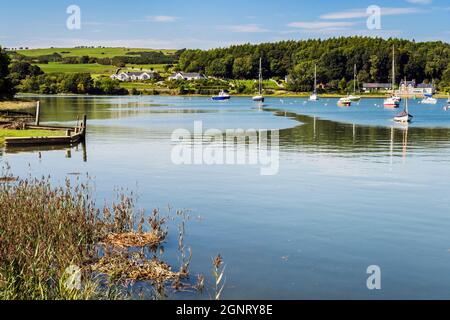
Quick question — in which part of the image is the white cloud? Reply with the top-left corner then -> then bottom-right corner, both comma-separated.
147,16 -> 179,23
222,24 -> 269,33
406,0 -> 432,4
287,21 -> 356,29
320,7 -> 425,20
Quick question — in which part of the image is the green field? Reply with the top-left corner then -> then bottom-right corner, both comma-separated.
16,47 -> 176,58
36,62 -> 169,75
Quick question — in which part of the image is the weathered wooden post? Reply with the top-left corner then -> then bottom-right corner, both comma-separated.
82,114 -> 87,136
35,101 -> 40,126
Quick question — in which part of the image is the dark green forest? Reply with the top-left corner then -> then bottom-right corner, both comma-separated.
177,37 -> 450,92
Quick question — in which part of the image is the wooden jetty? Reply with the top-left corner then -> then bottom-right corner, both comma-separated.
4,115 -> 87,148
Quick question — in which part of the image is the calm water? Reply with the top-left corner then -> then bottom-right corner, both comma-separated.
2,95 -> 450,299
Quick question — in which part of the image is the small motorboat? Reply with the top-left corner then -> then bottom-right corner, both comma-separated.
421,94 -> 437,105
212,90 -> 230,101
384,96 -> 400,108
338,97 -> 351,107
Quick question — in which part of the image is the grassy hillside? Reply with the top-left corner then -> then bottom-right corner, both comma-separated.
16,47 -> 176,58
36,62 -> 169,75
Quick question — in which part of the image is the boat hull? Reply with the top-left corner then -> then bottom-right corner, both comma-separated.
394,115 -> 412,123
394,111 -> 413,123
384,103 -> 400,108
348,96 -> 361,102
252,96 -> 265,102
421,98 -> 437,105
212,96 -> 230,101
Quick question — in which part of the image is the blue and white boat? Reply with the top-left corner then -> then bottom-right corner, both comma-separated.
212,90 -> 230,101
421,93 -> 437,105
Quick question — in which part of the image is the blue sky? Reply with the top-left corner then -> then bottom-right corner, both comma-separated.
0,0 -> 449,49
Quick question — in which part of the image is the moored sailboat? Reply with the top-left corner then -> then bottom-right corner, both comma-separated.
309,64 -> 319,101
384,45 -> 400,108
347,64 -> 361,102
252,58 -> 265,103
394,79 -> 413,123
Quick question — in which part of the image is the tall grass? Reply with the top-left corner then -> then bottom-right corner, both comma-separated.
0,172 -> 189,300
0,174 -> 120,299
0,170 -> 226,300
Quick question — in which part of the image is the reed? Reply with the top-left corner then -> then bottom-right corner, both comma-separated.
0,170 -> 199,300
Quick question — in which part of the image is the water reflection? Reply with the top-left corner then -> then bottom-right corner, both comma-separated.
273,110 -> 450,158
4,141 -> 87,162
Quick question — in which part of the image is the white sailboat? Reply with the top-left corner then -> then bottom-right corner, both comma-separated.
347,64 -> 361,102
394,79 -> 413,123
309,64 -> 319,101
252,58 -> 264,103
384,45 -> 400,108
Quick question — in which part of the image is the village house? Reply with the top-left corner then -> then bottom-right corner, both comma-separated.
362,83 -> 393,93
168,72 -> 208,81
400,80 -> 435,95
110,71 -> 160,82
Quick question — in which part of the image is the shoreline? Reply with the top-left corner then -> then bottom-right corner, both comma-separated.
16,93 -> 450,99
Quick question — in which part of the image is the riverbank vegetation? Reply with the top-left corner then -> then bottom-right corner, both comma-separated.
0,173 -> 205,300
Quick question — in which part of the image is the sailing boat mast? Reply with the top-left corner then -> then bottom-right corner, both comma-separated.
353,64 -> 357,94
392,45 -> 396,94
259,57 -> 263,95
252,57 -> 265,102
405,81 -> 409,115
314,64 -> 317,94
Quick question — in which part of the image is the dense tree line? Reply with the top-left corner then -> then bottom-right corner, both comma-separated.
18,72 -> 128,95
178,37 -> 450,92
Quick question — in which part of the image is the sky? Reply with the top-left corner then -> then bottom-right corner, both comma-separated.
0,0 -> 449,49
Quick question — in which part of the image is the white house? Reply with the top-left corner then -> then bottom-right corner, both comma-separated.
400,80 -> 435,95
168,72 -> 207,81
110,72 -> 159,82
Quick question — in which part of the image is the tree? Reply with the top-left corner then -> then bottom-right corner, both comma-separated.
286,61 -> 315,92
232,56 -> 253,79
0,46 -> 15,99
369,55 -> 380,82
206,59 -> 228,78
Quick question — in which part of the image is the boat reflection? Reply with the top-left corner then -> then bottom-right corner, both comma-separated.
4,141 -> 87,162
